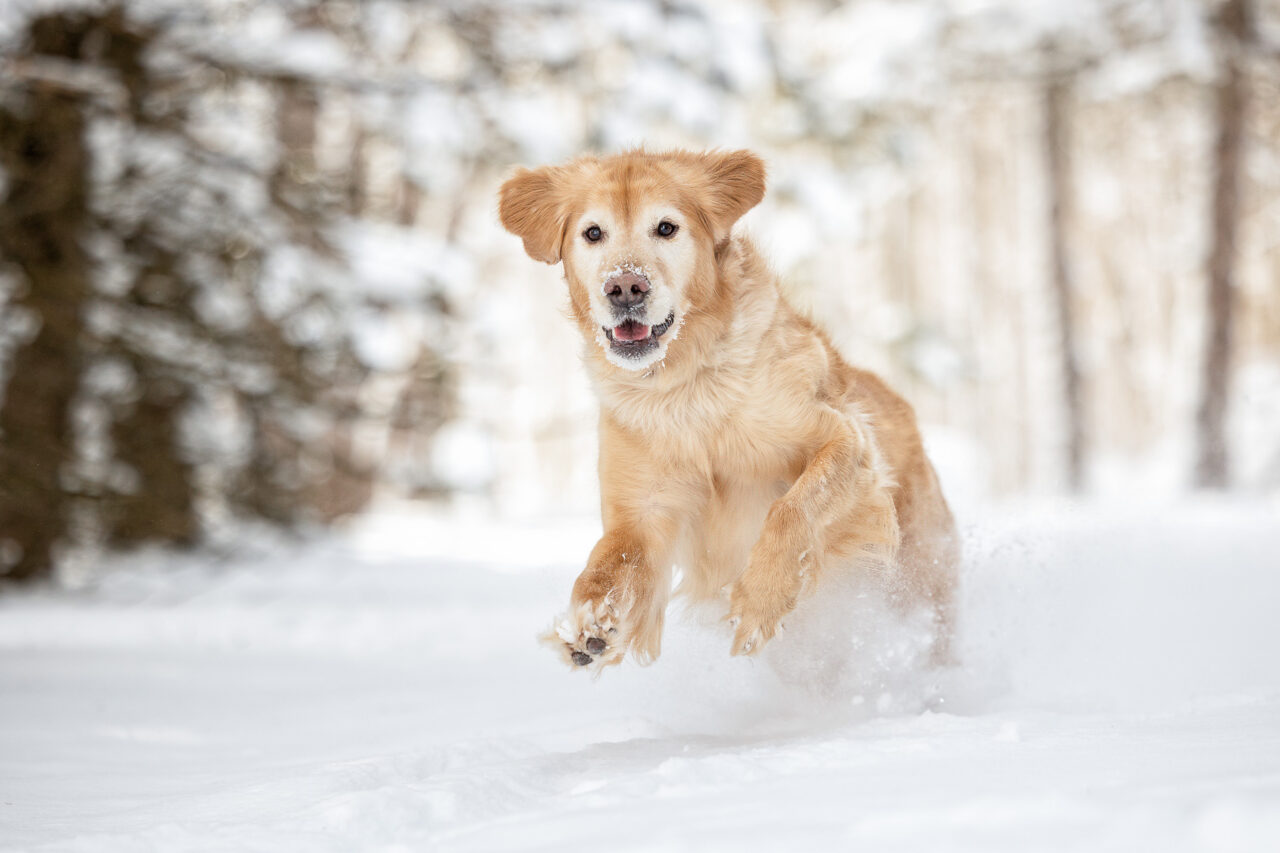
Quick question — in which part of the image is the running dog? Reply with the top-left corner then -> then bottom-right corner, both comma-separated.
498,149 -> 958,671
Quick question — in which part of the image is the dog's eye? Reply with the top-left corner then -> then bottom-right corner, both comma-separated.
583,226 -> 603,243
655,221 -> 678,238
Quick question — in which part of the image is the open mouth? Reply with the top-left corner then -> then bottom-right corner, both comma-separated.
602,312 -> 676,358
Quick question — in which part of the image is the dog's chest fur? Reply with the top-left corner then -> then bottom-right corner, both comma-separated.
596,288 -> 823,485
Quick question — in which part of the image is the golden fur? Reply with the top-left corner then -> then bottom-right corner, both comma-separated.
498,149 -> 958,669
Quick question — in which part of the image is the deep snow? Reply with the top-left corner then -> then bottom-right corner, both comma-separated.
2,499 -> 1279,852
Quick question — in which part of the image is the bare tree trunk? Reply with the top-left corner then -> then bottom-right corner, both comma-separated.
107,366 -> 198,548
1195,0 -> 1250,489
1044,72 -> 1086,492
94,13 -> 199,550
0,91 -> 90,581
347,124 -> 369,217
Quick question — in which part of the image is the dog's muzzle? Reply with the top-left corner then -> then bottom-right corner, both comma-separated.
603,312 -> 675,347
597,269 -> 673,360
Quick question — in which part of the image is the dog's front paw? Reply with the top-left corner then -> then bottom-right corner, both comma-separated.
727,577 -> 797,657
542,596 -> 627,671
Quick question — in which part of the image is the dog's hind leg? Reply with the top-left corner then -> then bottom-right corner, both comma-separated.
892,460 -> 960,666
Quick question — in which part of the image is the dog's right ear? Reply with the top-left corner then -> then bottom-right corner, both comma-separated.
498,166 -> 570,265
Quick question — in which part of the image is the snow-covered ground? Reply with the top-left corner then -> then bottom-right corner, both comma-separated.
3,498 -> 1280,852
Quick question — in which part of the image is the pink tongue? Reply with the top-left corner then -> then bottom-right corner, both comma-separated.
613,321 -> 651,342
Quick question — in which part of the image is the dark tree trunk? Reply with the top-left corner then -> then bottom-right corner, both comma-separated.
95,14 -> 200,550
1044,73 -> 1086,492
237,406 -> 305,527
106,366 -> 198,548
0,91 -> 90,581
1195,0 -> 1250,489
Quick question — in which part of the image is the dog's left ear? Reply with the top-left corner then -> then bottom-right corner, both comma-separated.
498,165 -> 572,265
702,150 -> 766,245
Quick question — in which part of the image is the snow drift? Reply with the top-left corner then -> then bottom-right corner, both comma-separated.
1,498 -> 1279,851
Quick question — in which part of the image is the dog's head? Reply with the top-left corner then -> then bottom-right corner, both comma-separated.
498,149 -> 765,372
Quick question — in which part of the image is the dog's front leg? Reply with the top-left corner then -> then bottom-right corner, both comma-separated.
547,524 -> 675,670
546,417 -> 692,671
729,411 -> 898,656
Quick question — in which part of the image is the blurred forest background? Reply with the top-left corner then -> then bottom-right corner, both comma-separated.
0,0 -> 1277,584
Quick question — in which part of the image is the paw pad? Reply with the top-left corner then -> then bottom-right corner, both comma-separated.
544,597 -> 629,671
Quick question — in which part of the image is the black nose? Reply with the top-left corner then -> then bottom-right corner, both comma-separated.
604,271 -> 649,309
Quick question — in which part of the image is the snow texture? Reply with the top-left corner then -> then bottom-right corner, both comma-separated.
3,498 -> 1280,851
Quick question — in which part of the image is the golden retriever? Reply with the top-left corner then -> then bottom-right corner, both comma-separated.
498,149 -> 958,672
